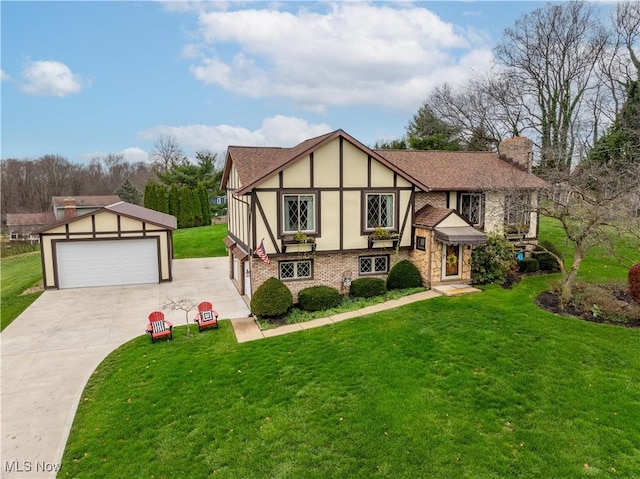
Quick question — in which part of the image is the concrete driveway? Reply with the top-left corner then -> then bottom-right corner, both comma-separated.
1,257 -> 250,478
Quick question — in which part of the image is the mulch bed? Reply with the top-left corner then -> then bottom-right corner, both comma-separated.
536,289 -> 640,328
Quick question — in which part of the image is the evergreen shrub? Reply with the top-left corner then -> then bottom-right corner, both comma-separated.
250,277 -> 293,318
471,234 -> 516,285
298,285 -> 343,312
349,278 -> 386,298
534,240 -> 562,272
386,260 -> 422,290
518,258 -> 540,273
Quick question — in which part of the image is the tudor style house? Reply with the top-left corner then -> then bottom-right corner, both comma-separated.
221,130 -> 546,300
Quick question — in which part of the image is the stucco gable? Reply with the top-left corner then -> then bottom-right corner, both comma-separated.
222,129 -> 429,194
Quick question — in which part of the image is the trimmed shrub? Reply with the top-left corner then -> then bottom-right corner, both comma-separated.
250,277 -> 293,318
298,285 -> 343,312
386,260 -> 422,290
350,278 -> 386,298
471,234 -> 516,285
534,240 -> 562,272
629,263 -> 640,303
518,258 -> 540,273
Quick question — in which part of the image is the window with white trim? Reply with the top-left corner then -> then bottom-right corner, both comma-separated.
9,231 -> 19,240
279,259 -> 312,280
366,193 -> 394,229
283,194 -> 315,233
359,255 -> 389,275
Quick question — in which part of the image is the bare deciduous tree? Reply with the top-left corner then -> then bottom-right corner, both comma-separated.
163,297 -> 198,337
539,161 -> 640,307
150,135 -> 186,171
495,1 -> 609,173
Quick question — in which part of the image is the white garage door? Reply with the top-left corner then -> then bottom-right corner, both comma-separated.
56,239 -> 159,289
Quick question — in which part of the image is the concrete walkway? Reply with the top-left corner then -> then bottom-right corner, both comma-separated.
233,289 -> 448,343
1,257 -> 250,479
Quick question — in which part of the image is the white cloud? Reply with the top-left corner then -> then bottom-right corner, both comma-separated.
20,60 -> 89,97
1,69 -> 9,81
186,3 -> 494,111
121,147 -> 149,163
138,115 -> 333,153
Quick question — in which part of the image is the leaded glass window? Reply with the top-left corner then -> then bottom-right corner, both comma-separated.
460,193 -> 484,227
366,193 -> 394,229
279,260 -> 312,280
283,194 -> 315,233
359,256 -> 389,275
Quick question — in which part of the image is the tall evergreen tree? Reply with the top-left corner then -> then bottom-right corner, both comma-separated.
589,80 -> 640,169
406,104 -> 462,151
191,189 -> 203,226
168,183 -> 180,218
143,181 -> 158,210
197,182 -> 211,225
157,185 -> 169,214
178,186 -> 195,229
114,178 -> 142,205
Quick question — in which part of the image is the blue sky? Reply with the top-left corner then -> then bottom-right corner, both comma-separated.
1,1 -> 553,164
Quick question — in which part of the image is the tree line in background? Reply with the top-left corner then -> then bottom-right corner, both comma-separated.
376,1 -> 639,177
1,135 -> 226,229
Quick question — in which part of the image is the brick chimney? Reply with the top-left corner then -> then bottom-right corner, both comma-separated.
498,137 -> 534,172
63,197 -> 77,219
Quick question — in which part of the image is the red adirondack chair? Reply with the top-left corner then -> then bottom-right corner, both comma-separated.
146,311 -> 173,343
194,301 -> 219,332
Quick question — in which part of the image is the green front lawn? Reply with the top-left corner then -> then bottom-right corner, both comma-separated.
0,252 -> 43,331
60,283 -> 640,476
173,224 -> 228,259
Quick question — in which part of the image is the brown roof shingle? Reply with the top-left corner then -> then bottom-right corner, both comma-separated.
414,205 -> 456,228
6,212 -> 56,227
376,150 -> 547,191
221,130 -> 548,194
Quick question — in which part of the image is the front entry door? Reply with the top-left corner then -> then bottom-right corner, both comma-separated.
444,244 -> 461,278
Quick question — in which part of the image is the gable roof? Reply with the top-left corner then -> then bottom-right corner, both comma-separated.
36,202 -> 176,233
52,195 -> 121,208
414,204 -> 458,228
414,204 -> 487,245
222,129 -> 429,195
376,150 -> 547,191
106,202 -> 177,229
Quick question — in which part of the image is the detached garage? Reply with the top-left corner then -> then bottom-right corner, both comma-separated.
38,201 -> 177,289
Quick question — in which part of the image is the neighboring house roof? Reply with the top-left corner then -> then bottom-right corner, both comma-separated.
51,195 -> 121,209
6,212 -> 56,228
223,129 -> 430,195
36,202 -> 177,233
376,150 -> 547,191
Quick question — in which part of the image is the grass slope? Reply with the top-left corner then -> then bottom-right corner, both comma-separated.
60,274 -> 640,478
173,224 -> 228,259
1,252 -> 43,331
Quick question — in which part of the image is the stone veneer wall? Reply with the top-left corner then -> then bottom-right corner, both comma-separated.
409,227 -> 475,287
250,249 -> 410,302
